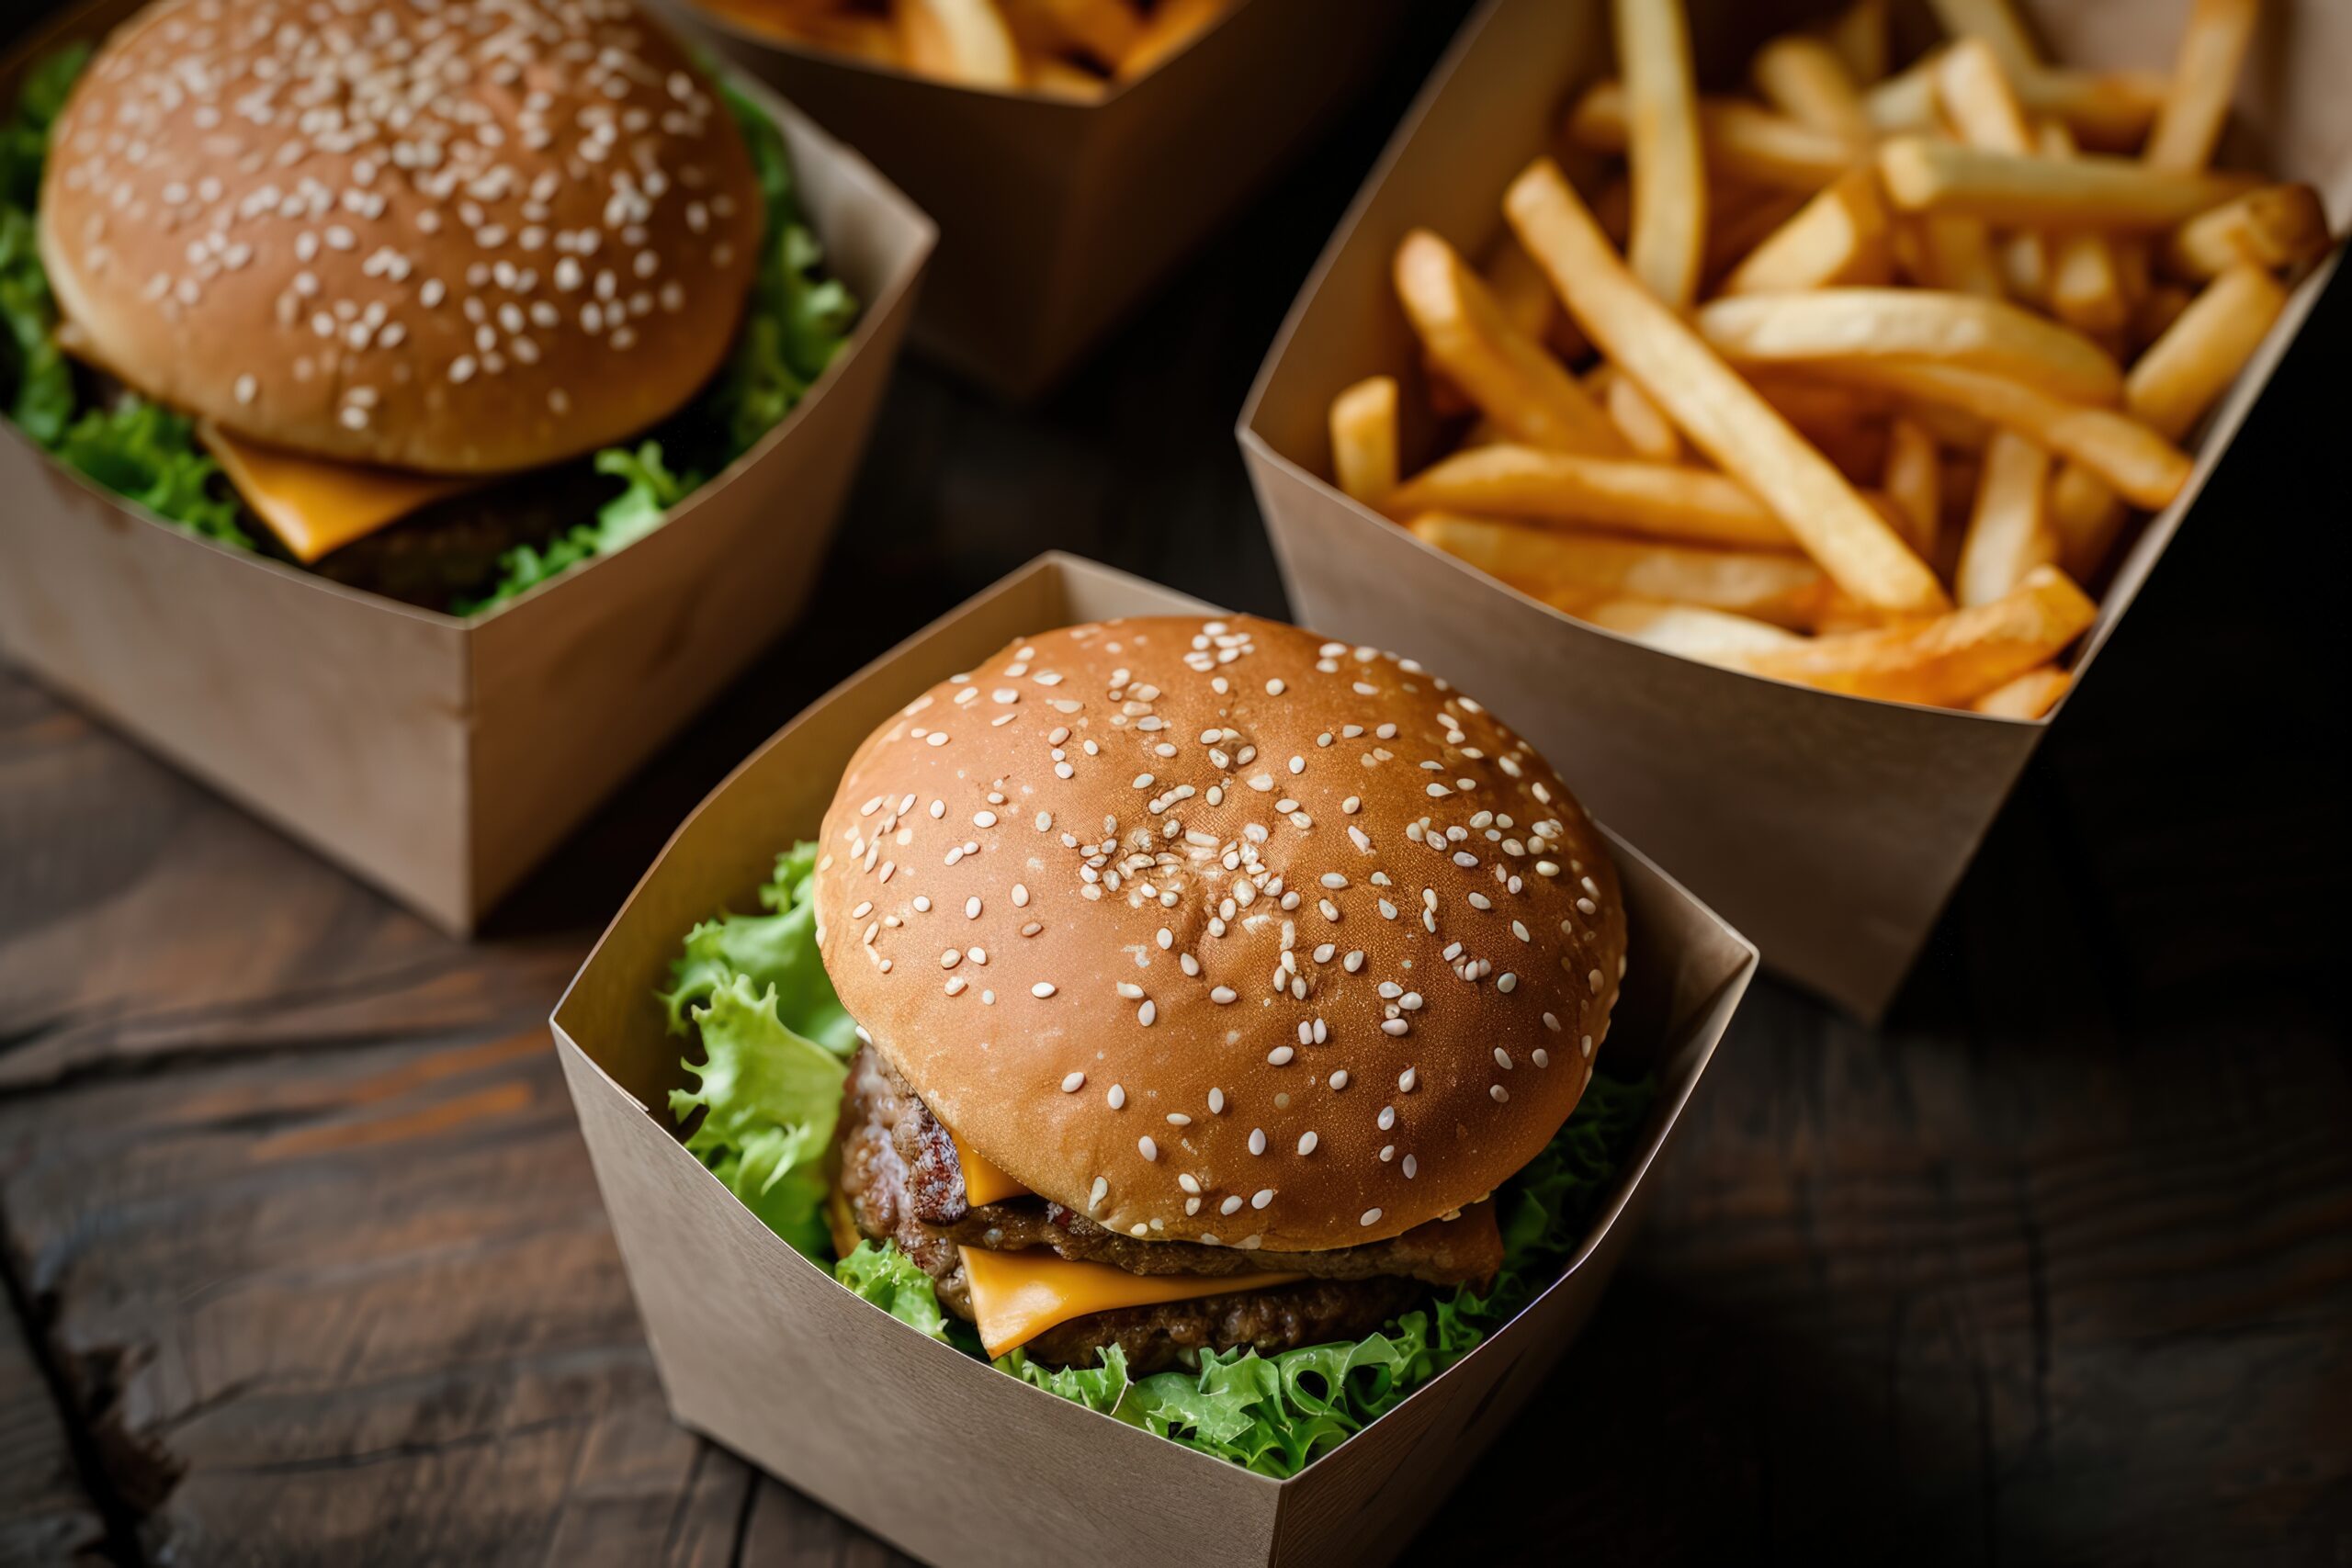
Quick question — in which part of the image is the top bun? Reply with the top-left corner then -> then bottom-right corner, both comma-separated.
813,615 -> 1627,1254
39,0 -> 762,474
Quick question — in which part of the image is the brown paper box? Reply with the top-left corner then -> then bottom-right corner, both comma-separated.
1238,0 -> 2349,1021
0,0 -> 936,933
550,552 -> 1757,1568
657,0 -> 1412,400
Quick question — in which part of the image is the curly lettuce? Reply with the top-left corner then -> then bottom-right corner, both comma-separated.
664,842 -> 859,1260
462,84 -> 857,615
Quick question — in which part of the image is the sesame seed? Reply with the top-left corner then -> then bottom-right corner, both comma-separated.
1208,1088 -> 1226,1113
1032,982 -> 1057,998
1108,1084 -> 1125,1110
1167,1113 -> 1192,1127
1138,1137 -> 1159,1161
965,897 -> 982,919
1210,987 -> 1238,1004
1060,1072 -> 1085,1092
1403,1156 -> 1418,1179
1220,1196 -> 1245,1216
1296,1132 -> 1318,1156
1251,1189 -> 1274,1209
1491,1085 -> 1510,1103
1267,1045 -> 1294,1066
1137,1000 -> 1157,1026
1360,1208 -> 1383,1227
1399,1069 -> 1418,1091
1249,1128 -> 1267,1156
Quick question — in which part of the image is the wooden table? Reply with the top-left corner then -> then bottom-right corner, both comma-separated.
5,9 -> 2349,1564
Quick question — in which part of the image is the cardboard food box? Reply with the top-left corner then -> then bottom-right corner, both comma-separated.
659,0 -> 1412,400
550,552 -> 1757,1568
0,0 -> 936,934
1238,0 -> 2351,1021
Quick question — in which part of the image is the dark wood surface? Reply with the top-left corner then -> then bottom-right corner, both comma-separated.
6,4 -> 2351,1564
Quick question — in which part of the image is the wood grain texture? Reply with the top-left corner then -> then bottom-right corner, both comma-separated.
3,0 -> 2349,1562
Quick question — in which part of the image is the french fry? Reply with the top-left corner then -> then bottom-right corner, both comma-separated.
2048,262 -> 2287,573
1485,236 -> 1587,363
1579,598 -> 1807,668
1970,663 -> 2073,717
1731,564 -> 2098,705
1934,35 -> 2049,296
1694,288 -> 2125,404
1116,0 -> 1225,82
1385,446 -> 1797,552
896,0 -> 1023,87
1799,357 -> 2189,506
1909,214 -> 2007,297
1721,166 -> 1894,294
1926,0 -> 2041,81
1883,415 -> 1942,557
1408,513 -> 1839,629
1878,138 -> 2258,228
1605,375 -> 1685,465
1753,35 -> 1871,138
1954,431 -> 2056,604
1823,0 -> 1888,85
703,1 -> 906,64
1869,58 -> 2167,151
1614,0 -> 1707,308
1329,377 -> 1400,505
2040,122 -> 2131,336
1704,186 -> 1815,280
2164,184 -> 2332,278
2131,284 -> 2195,347
1566,85 -> 1868,190
1504,159 -> 1950,615
1392,230 -> 1626,457
2143,0 -> 2258,174
1000,0 -> 1141,70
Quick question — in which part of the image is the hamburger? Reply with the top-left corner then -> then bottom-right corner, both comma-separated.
660,613 -> 1645,1464
0,0 -> 854,613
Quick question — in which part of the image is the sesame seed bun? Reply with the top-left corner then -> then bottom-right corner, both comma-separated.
812,616 -> 1627,1255
38,0 -> 763,474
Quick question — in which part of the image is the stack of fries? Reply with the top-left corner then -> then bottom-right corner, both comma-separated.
1330,0 -> 2333,714
693,0 -> 1234,96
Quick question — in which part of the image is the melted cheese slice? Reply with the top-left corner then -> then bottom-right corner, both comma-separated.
198,423 -> 481,562
945,1129 -> 1031,1207
960,1246 -> 1307,1359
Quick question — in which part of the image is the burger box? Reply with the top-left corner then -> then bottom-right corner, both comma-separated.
1237,0 -> 2352,1021
550,551 -> 1758,1568
654,0 -> 1415,401
0,0 -> 937,935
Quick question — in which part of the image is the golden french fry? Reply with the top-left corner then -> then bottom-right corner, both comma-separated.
1927,0 -> 2041,79
1566,84 -> 1869,190
1954,431 -> 2055,604
1704,186 -> 1814,278
1753,35 -> 1871,138
1385,446 -> 1798,551
1117,0 -> 1226,82
1504,159 -> 1950,615
1934,35 -> 2050,297
1878,138 -> 2258,228
1329,377 -> 1400,504
1023,52 -> 1110,98
1606,376 -> 1684,465
2048,261 -> 2287,574
1908,214 -> 2007,297
2131,283 -> 2195,348
1883,415 -> 1942,558
1578,598 -> 1807,667
1409,513 -> 1839,629
1870,59 -> 2166,151
1721,166 -> 1894,294
1614,0 -> 1707,308
896,0 -> 1023,86
1392,230 -> 1626,457
1000,0 -> 1140,70
1485,236 -> 1587,363
1970,663 -> 2072,717
1694,288 -> 2124,404
2144,0 -> 2259,174
2164,184 -> 2332,279
1801,357 -> 2189,506
2040,122 -> 2130,336
1732,564 -> 2097,705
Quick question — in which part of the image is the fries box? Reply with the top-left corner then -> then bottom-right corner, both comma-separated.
549,551 -> 1756,1568
1239,0 -> 2350,1020
0,0 -> 935,935
657,0 -> 1412,400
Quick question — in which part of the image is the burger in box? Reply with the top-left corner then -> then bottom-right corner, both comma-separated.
657,612 -> 1655,1472
0,0 -> 856,615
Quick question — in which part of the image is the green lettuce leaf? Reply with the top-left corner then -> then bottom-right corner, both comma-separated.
670,971 -> 847,1260
52,400 -> 253,547
661,842 -> 854,1052
836,1240 -> 950,1340
453,441 -> 697,615
996,1345 -> 1134,1419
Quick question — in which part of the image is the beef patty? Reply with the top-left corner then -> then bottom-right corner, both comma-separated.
834,1043 -> 1501,1372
